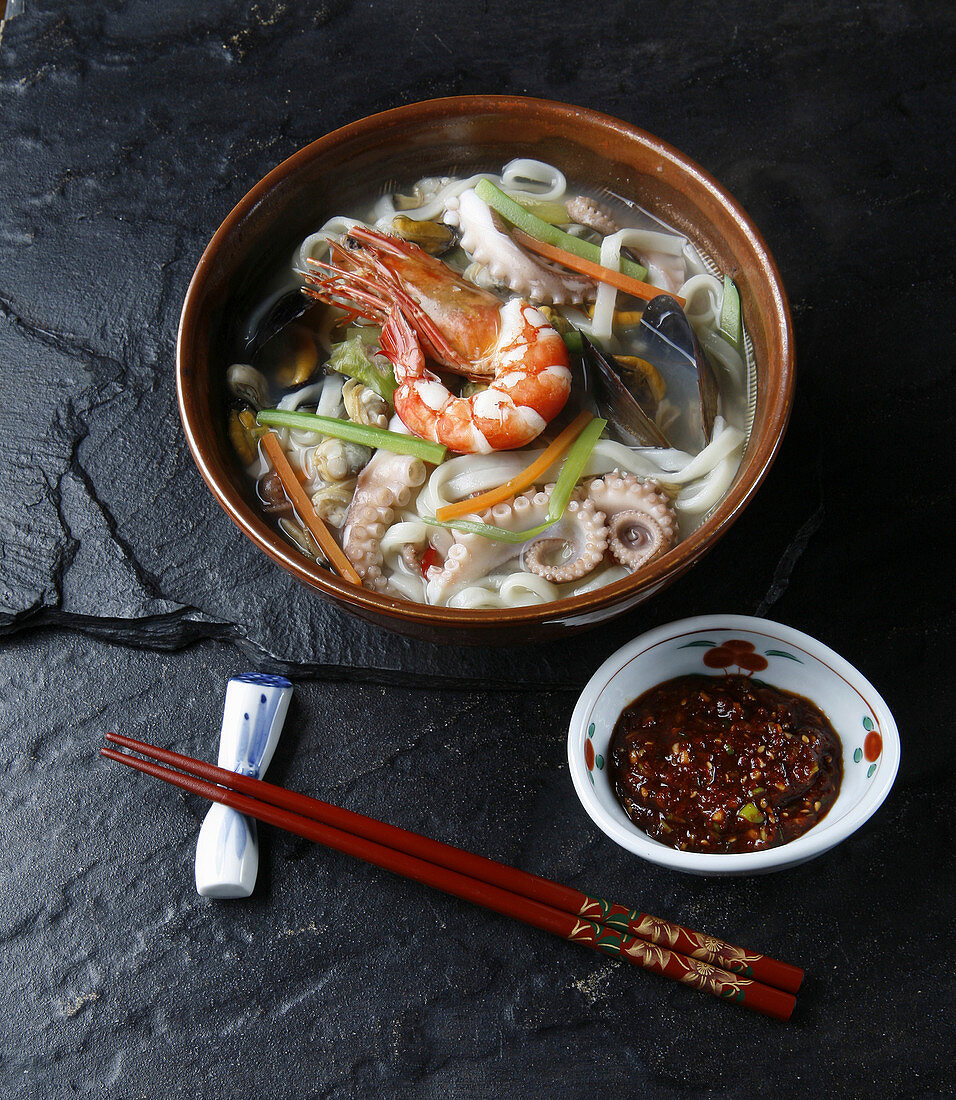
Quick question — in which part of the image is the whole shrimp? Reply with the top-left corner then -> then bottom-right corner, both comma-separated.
305,227 -> 571,453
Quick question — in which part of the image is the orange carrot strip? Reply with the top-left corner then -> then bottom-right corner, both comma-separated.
260,431 -> 362,586
512,229 -> 685,307
435,411 -> 593,522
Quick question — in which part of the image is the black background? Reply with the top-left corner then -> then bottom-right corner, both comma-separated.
0,2 -> 952,1097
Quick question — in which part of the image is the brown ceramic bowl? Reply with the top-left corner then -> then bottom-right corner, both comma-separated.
177,96 -> 794,644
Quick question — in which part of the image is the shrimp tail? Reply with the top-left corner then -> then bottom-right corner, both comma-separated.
380,306 -> 467,448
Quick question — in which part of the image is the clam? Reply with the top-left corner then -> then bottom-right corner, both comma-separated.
278,516 -> 320,557
310,479 -> 357,529
227,363 -> 270,409
342,378 -> 388,428
312,438 -> 371,483
637,294 -> 719,450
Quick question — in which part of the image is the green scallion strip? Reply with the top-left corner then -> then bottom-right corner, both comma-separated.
475,179 -> 648,282
545,415 -> 606,513
719,275 -> 743,351
423,417 -> 606,543
515,198 -> 572,225
256,409 -> 447,465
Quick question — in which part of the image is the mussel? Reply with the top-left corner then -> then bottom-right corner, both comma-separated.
581,337 -> 672,448
238,281 -> 322,395
243,287 -> 315,360
390,215 -> 457,256
579,294 -> 720,453
637,294 -> 719,450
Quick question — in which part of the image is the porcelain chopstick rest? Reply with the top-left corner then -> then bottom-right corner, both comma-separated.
195,673 -> 293,898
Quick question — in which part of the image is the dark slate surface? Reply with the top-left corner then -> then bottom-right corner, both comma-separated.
0,1 -> 952,1097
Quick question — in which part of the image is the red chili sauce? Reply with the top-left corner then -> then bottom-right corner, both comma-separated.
608,674 -> 843,854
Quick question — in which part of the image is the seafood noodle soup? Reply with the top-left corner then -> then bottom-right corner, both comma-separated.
225,159 -> 754,609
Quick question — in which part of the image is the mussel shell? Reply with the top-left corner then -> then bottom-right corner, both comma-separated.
243,286 -> 314,359
638,294 -> 719,448
390,215 -> 458,256
581,337 -> 673,448
566,343 -> 602,419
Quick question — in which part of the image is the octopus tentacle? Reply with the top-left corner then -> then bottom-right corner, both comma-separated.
521,498 -> 608,583
425,472 -> 678,604
607,509 -> 670,570
343,450 -> 427,592
565,196 -> 620,236
400,543 -> 423,573
424,486 -> 553,605
425,485 -> 608,605
448,190 -> 595,306
585,473 -> 678,570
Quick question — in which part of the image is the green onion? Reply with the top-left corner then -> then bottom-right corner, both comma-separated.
475,179 -> 648,282
719,275 -> 743,351
544,414 -> 605,513
423,416 -> 606,542
327,334 -> 397,403
738,802 -> 764,824
560,327 -> 584,354
515,198 -> 572,225
257,409 -> 447,465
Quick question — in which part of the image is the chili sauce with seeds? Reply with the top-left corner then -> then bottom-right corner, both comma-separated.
608,674 -> 843,854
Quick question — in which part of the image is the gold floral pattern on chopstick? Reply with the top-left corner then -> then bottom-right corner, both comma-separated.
575,896 -> 763,978
631,913 -> 764,975
566,915 -> 753,1006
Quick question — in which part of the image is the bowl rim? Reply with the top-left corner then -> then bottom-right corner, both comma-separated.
176,95 -> 795,628
567,614 -> 901,873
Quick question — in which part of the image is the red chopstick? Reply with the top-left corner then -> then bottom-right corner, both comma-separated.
105,731 -> 802,992
103,734 -> 799,1019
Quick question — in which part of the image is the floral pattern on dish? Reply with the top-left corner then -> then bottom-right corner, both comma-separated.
678,637 -> 804,674
852,714 -> 883,777
584,722 -> 604,785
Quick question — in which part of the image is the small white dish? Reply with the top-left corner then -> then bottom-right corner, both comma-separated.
568,615 -> 900,875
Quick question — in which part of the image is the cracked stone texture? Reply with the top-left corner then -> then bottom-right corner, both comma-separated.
0,0 -> 953,1097
2,632 -> 952,1098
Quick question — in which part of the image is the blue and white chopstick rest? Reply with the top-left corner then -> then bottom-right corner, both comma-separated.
195,673 -> 293,898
